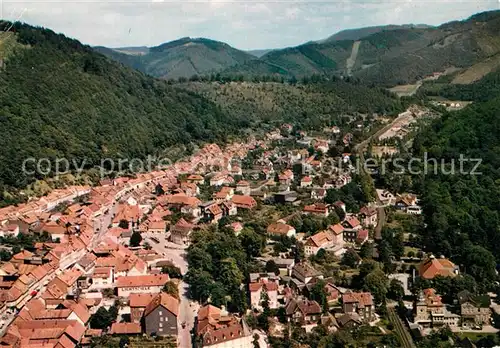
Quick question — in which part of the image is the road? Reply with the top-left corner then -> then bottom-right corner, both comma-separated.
354,110 -> 415,240
144,233 -> 195,348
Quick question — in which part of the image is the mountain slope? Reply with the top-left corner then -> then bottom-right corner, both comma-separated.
179,80 -> 403,129
320,24 -> 433,43
96,37 -> 256,79
226,10 -> 500,85
0,22 -> 246,193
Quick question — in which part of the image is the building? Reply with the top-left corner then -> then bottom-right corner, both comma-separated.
342,291 -> 375,322
267,223 -> 296,238
414,288 -> 460,328
303,203 -> 329,217
358,206 -> 377,227
284,298 -> 322,326
249,281 -> 279,311
196,304 -> 252,348
129,293 -> 155,323
109,322 -> 142,335
419,256 -> 458,280
170,218 -> 194,246
292,262 -> 323,285
304,231 -> 336,257
144,292 -> 179,337
300,176 -> 313,188
231,195 -> 257,210
458,291 -> 491,327
116,274 -> 170,297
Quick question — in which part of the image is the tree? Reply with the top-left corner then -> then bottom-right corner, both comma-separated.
310,280 -> 329,313
163,281 -> 179,299
239,228 -> 263,259
460,244 -> 497,289
161,264 -> 182,278
388,279 -> 405,301
118,219 -> 129,229
359,242 -> 374,259
265,260 -> 280,275
341,249 -> 360,268
362,264 -> 389,305
129,231 -> 142,247
90,307 -> 113,329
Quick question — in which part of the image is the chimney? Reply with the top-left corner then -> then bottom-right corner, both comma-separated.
220,305 -> 228,316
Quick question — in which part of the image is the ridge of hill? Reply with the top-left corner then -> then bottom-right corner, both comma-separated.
95,37 -> 256,79
319,24 -> 434,43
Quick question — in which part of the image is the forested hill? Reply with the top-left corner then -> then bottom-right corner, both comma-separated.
412,90 -> 500,277
0,22 -> 247,195
95,37 -> 256,79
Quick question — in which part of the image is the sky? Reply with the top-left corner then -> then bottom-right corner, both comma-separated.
1,0 -> 499,50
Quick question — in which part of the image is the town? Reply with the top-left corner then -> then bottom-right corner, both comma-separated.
0,106 -> 496,348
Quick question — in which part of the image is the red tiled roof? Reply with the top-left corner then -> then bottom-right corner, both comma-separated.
109,322 -> 142,335
116,274 -> 169,288
144,292 -> 179,317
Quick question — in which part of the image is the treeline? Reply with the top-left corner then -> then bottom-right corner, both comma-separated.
167,72 -> 363,85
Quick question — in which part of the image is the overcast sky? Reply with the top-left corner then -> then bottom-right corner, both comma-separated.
1,0 -> 498,50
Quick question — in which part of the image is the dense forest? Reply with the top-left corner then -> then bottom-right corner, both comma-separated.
411,94 -> 500,288
0,22 -> 249,197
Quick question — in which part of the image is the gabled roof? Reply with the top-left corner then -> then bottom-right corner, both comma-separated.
144,292 -> 179,317
419,257 -> 457,279
109,322 -> 142,335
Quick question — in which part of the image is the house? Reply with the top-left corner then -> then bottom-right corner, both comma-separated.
278,170 -> 294,185
267,223 -> 296,238
395,193 -> 418,211
249,281 -> 279,311
148,220 -> 166,234
303,203 -> 329,217
419,256 -> 458,280
457,291 -> 491,327
221,201 -> 237,216
305,278 -> 341,306
414,288 -> 460,327
327,224 -> 344,246
170,218 -> 194,246
310,189 -> 326,200
231,195 -> 257,209
284,298 -> 322,326
196,305 -> 252,348
228,222 -> 244,236
359,206 -> 377,227
0,224 -> 20,237
342,217 -> 361,230
271,258 -> 295,277
300,176 -> 313,188
144,292 -> 179,337
129,293 -> 155,323
292,262 -> 323,285
116,274 -> 170,297
342,291 -> 375,322
338,313 -> 362,328
304,231 -> 335,257
109,322 -> 142,335
186,174 -> 205,185
236,181 -> 251,196
356,229 -> 369,244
